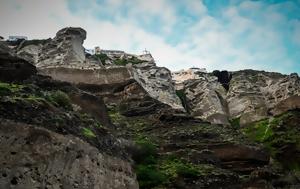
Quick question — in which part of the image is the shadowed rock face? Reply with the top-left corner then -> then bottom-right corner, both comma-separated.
0,120 -> 138,189
0,42 -> 37,82
212,70 -> 232,91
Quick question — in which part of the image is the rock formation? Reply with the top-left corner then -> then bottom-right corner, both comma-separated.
227,70 -> 300,125
183,72 -> 229,124
0,120 -> 137,189
132,63 -> 184,111
37,27 -> 87,68
1,27 -> 300,188
178,69 -> 300,125
13,27 -> 184,113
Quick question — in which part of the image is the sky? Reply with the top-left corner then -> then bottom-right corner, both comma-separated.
0,0 -> 300,74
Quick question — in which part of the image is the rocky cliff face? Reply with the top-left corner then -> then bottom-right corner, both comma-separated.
15,27 -> 184,113
180,70 -> 300,125
0,120 -> 137,189
132,63 -> 184,111
227,70 -> 300,125
37,27 -> 87,68
183,72 -> 229,124
2,27 -> 300,189
0,42 -> 138,188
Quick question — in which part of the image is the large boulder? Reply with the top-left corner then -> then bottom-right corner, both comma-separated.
132,63 -> 184,112
119,82 -> 171,116
183,72 -> 229,125
36,27 -> 87,68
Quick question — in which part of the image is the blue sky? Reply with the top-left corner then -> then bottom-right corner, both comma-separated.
0,0 -> 300,74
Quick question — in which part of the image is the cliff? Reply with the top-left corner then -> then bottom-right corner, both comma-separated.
1,27 -> 300,188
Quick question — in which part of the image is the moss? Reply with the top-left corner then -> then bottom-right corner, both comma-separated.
108,107 -> 149,136
243,119 -> 272,142
79,113 -> 103,128
160,157 -> 200,179
229,117 -> 240,128
242,111 -> 300,170
133,137 -> 212,188
82,127 -> 96,138
0,82 -> 23,96
176,90 -> 189,112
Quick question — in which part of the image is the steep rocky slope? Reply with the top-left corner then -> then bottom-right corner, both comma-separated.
1,27 -> 300,189
0,43 -> 138,188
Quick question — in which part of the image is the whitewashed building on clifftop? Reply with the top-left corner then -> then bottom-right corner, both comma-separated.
94,46 -> 125,56
172,67 -> 207,84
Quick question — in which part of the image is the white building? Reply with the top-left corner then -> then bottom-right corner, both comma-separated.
172,67 -> 207,84
8,36 -> 28,41
94,46 -> 125,56
85,48 -> 95,55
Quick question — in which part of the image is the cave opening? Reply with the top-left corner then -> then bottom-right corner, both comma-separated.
212,70 -> 232,91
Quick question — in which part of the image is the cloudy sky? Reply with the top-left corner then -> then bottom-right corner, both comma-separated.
0,0 -> 299,74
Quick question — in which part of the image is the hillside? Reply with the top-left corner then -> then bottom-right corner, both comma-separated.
0,27 -> 300,189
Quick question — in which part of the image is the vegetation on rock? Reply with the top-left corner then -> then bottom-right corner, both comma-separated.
114,56 -> 145,66
93,53 -> 110,65
44,90 -> 72,110
82,127 -> 96,138
242,111 -> 300,170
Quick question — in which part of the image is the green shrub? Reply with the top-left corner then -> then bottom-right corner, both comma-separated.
176,90 -> 188,111
0,82 -> 23,96
45,90 -> 72,110
229,117 -> 240,128
94,53 -> 109,65
243,119 -> 272,142
133,137 -> 157,164
114,57 -> 144,66
82,127 -> 96,138
242,112 -> 300,170
176,163 -> 199,178
114,59 -> 128,66
136,165 -> 167,189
